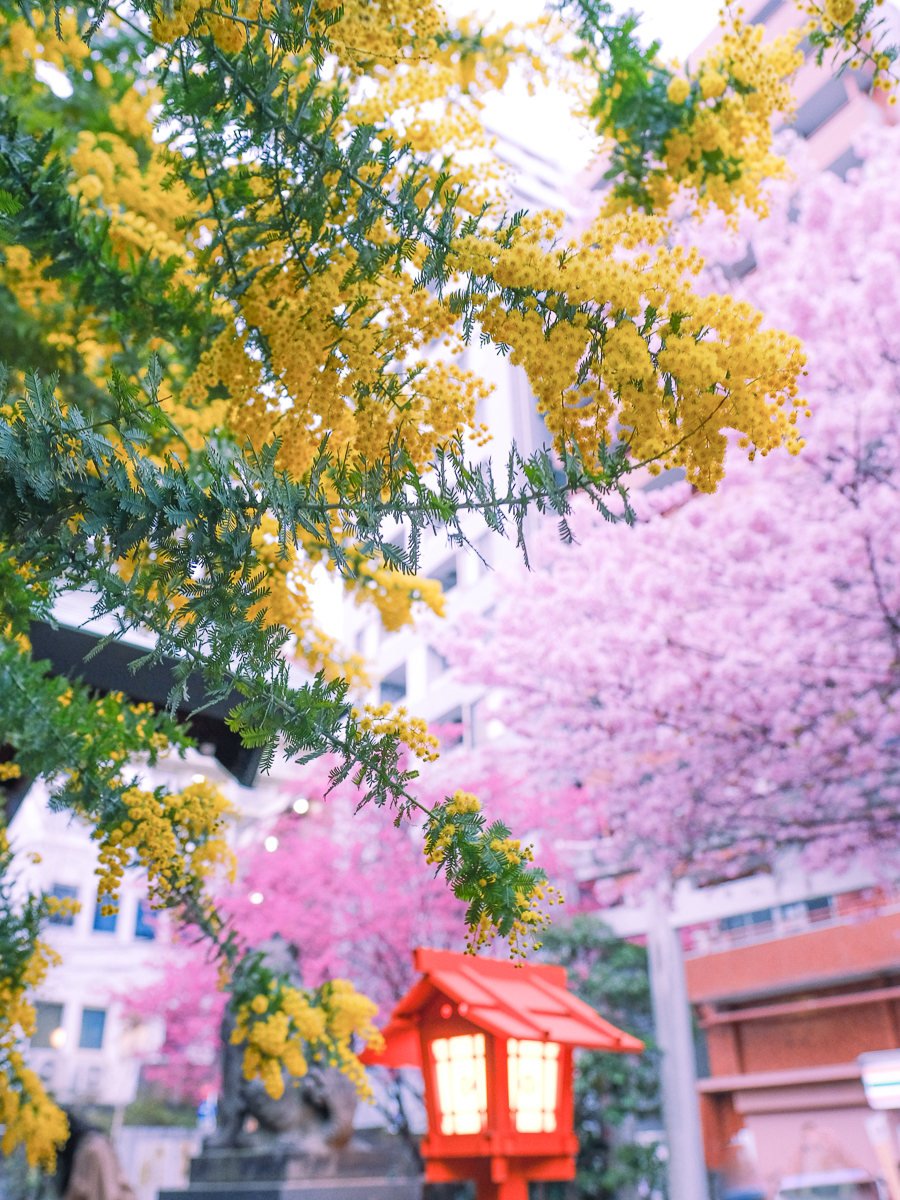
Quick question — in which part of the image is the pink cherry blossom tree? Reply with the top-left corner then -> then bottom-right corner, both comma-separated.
442,125 -> 900,888
130,759 -> 465,1102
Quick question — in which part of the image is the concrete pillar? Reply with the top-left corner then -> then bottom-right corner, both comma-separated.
646,886 -> 710,1200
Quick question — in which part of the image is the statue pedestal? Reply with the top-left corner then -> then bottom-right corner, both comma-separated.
158,1131 -> 423,1200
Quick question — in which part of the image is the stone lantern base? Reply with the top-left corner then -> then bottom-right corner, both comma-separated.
158,1131 -> 423,1200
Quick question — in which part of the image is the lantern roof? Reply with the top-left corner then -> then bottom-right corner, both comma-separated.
361,947 -> 644,1068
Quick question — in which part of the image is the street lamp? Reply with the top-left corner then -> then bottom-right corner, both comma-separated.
362,948 -> 643,1200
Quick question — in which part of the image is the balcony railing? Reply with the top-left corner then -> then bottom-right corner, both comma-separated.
681,887 -> 900,958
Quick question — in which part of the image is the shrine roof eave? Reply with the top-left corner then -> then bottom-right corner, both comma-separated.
360,949 -> 644,1068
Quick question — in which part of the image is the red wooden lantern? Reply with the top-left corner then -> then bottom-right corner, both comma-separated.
361,948 -> 643,1200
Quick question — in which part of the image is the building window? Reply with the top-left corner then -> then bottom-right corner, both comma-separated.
720,908 -> 772,934
781,896 -> 834,925
789,77 -> 848,139
429,557 -> 458,593
427,646 -> 448,683
379,663 -> 406,705
828,148 -> 864,180
79,1008 -> 106,1050
32,1002 -> 64,1049
434,705 -> 464,749
750,0 -> 783,22
134,900 -> 157,940
805,895 -> 833,922
93,893 -> 117,934
48,884 -> 78,926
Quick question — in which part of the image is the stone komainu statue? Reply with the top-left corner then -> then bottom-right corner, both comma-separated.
209,936 -> 358,1155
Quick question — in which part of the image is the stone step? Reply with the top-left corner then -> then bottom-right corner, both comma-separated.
159,1177 -> 423,1200
189,1147 -> 414,1183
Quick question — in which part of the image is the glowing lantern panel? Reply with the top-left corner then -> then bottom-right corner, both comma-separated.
507,1039 -> 560,1133
431,1034 -> 488,1135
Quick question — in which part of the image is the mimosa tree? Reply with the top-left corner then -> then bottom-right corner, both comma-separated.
0,0 -> 891,1167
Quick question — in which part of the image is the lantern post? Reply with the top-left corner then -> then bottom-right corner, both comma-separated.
361,948 -> 643,1200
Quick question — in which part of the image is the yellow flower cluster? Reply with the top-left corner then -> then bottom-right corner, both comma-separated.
801,1 -> 898,99
239,517 -> 361,686
0,762 -> 20,781
636,15 -> 803,218
183,249 -> 491,479
69,128 -> 197,290
162,1 -> 506,492
151,0 -> 254,49
451,210 -> 806,492
232,978 -> 383,1100
424,792 -> 483,864
0,246 -> 102,379
0,943 -> 69,1168
92,781 -> 235,914
350,62 -> 488,190
319,979 -> 384,1094
125,702 -> 172,755
309,0 -> 445,75
115,509 -> 399,689
352,703 -> 440,762
489,836 -> 529,867
0,5 -> 89,79
233,985 -> 325,1098
466,879 -> 565,961
346,561 -> 445,636
667,77 -> 691,105
232,516 -> 444,685
445,790 -> 481,816
431,13 -> 557,99
150,0 -> 443,68
0,9 -> 203,401
425,822 -> 456,866
43,893 -> 81,923
150,0 -> 543,116
421,803 -> 565,959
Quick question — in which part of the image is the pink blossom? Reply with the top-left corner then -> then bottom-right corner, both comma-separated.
442,126 -> 900,889
130,762 -> 464,1100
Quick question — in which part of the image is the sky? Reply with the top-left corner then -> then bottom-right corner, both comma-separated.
455,0 -> 725,175
611,0 -> 724,60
